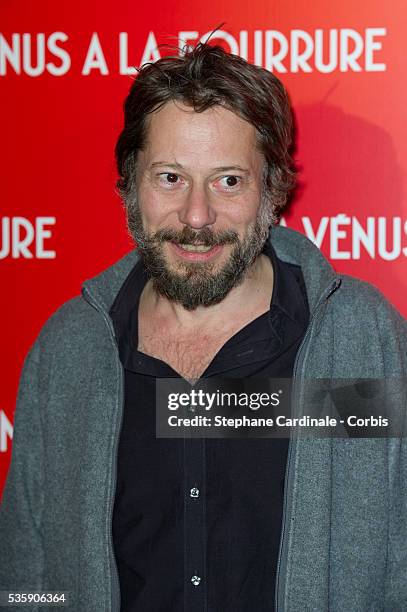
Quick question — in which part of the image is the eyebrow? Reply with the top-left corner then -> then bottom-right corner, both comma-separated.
149,161 -> 250,173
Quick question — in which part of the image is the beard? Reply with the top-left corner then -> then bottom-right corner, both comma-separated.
126,198 -> 273,311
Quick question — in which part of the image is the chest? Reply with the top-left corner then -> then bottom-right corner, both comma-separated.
137,328 -> 232,381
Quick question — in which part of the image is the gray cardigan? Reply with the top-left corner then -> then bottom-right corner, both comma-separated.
1,225 -> 406,611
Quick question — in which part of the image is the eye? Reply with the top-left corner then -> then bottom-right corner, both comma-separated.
216,175 -> 242,191
158,172 -> 182,187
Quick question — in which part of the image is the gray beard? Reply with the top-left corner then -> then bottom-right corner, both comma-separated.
126,202 -> 272,311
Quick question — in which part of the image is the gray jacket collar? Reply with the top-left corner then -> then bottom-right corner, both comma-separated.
81,225 -> 339,315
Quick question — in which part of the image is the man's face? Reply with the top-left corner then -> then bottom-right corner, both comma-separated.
129,101 -> 272,310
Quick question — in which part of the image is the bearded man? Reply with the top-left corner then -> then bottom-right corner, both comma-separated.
0,43 -> 406,612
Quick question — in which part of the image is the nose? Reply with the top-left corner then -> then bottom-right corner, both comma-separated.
178,183 -> 216,229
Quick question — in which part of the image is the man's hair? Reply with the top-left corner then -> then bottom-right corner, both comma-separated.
115,42 -> 296,222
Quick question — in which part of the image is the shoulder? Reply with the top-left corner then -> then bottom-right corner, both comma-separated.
334,273 -> 406,329
329,274 -> 407,375
28,295 -> 109,370
39,295 -> 103,339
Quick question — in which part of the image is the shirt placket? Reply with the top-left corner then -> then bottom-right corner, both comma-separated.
183,427 -> 207,611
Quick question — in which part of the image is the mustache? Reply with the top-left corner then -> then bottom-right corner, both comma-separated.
151,226 -> 240,246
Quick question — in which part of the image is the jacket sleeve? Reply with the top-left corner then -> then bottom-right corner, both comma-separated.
0,339 -> 45,597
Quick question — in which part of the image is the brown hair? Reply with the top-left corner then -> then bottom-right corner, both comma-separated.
115,42 -> 295,222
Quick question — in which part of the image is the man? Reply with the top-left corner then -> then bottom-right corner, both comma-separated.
0,43 -> 406,612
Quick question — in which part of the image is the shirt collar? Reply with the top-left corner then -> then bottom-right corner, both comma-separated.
262,239 -> 309,327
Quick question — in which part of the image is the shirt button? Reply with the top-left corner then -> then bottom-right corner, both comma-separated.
191,575 -> 201,586
190,487 -> 200,498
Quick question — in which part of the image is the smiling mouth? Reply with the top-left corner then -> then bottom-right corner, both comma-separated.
175,243 -> 215,252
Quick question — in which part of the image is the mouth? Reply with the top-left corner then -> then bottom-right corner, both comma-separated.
169,241 -> 224,261
176,243 -> 214,252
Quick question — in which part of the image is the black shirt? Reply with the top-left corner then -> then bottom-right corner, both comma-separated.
110,240 -> 309,612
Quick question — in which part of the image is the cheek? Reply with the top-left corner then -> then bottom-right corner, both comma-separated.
229,182 -> 262,221
138,186 -> 180,227
224,198 -> 261,230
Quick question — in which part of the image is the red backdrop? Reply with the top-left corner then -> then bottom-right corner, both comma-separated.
1,0 -> 406,494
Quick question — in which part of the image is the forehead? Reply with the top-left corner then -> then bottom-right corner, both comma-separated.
141,101 -> 261,167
